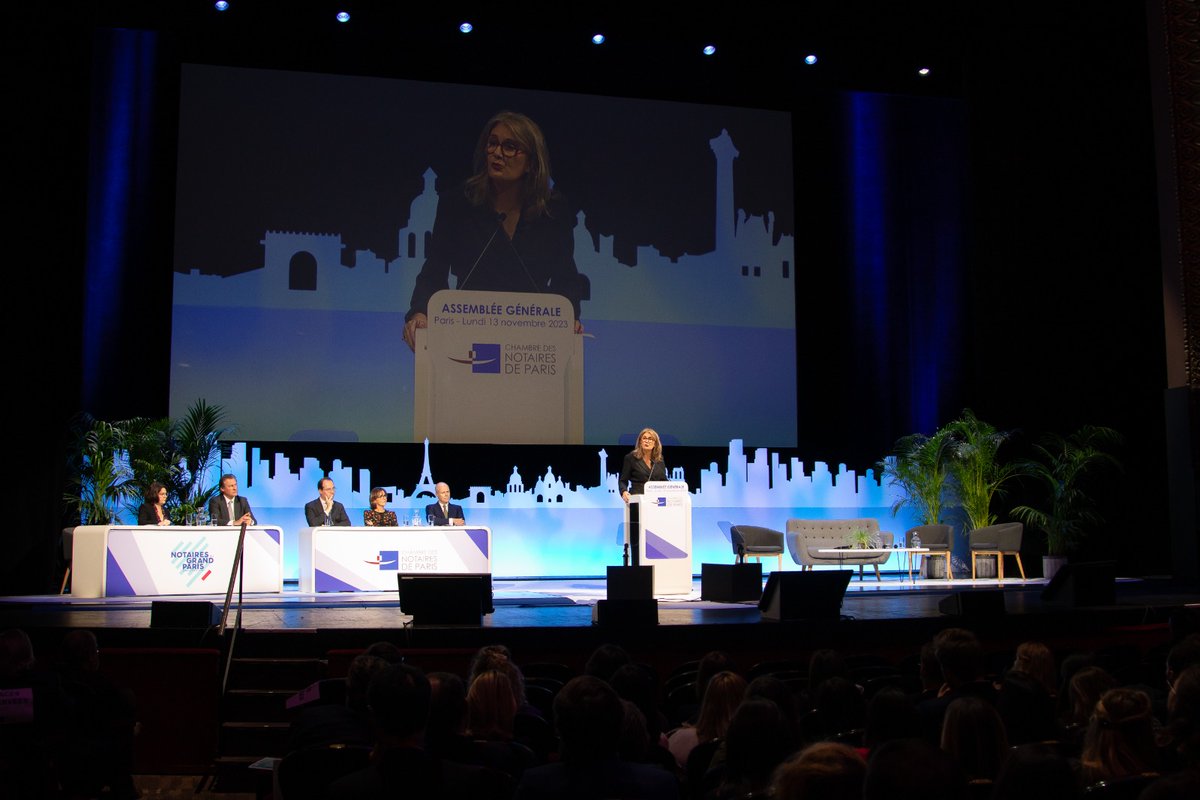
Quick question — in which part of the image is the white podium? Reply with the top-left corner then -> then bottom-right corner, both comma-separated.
413,289 -> 583,444
625,481 -> 693,595
71,525 -> 285,598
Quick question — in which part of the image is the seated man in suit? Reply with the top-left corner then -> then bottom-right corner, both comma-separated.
305,477 -> 352,527
207,474 -> 255,526
425,482 -> 465,526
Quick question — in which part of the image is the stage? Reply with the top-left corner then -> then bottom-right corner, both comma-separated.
5,572 -> 1197,662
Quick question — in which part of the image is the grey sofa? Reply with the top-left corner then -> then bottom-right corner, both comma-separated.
785,518 -> 895,581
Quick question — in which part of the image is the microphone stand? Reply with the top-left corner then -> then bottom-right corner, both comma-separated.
218,520 -> 248,695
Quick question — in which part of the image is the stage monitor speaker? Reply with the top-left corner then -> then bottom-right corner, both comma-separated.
701,563 -> 762,602
607,565 -> 654,600
757,570 -> 852,621
592,598 -> 658,626
150,600 -> 218,629
938,590 -> 1006,617
1040,561 -> 1116,606
397,573 -> 493,625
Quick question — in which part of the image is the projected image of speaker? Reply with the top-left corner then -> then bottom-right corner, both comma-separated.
397,573 -> 493,625
1041,561 -> 1116,607
758,571 -> 852,621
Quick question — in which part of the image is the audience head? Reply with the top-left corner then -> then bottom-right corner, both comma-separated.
919,641 -> 944,693
864,738 -> 966,800
584,643 -> 631,683
57,629 -> 100,673
1065,665 -> 1118,726
617,699 -> 650,762
363,640 -> 404,664
933,627 -> 984,688
696,670 -> 747,742
772,742 -> 866,800
1166,663 -> 1200,767
1012,641 -> 1057,696
466,669 -> 518,741
610,662 -> 663,739
367,663 -> 431,743
864,687 -> 921,750
807,648 -> 846,697
0,629 -> 35,677
1080,687 -> 1157,782
815,676 -> 867,737
721,698 -> 796,795
991,743 -> 1081,800
468,644 -> 526,707
940,695 -> 1009,781
996,669 -> 1058,745
553,675 -> 624,763
426,671 -> 467,741
1166,633 -> 1200,688
695,650 -> 737,699
745,675 -> 800,740
345,654 -> 389,713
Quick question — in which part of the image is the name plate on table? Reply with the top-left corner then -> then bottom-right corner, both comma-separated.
414,289 -> 582,444
104,526 -> 283,597
303,526 -> 492,592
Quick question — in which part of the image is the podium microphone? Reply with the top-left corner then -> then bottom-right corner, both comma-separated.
458,213 -> 506,290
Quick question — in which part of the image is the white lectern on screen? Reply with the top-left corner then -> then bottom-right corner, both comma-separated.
413,289 -> 584,444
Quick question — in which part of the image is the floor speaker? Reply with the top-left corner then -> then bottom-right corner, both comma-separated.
701,563 -> 763,602
1041,561 -> 1116,606
938,590 -> 1006,617
397,573 -> 491,625
150,600 -> 218,629
592,598 -> 658,626
607,565 -> 654,600
757,570 -> 852,621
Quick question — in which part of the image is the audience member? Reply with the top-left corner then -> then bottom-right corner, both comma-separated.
940,695 -> 1008,782
771,742 -> 866,800
863,737 -> 966,800
991,743 -> 1081,800
668,670 -> 746,769
513,675 -> 679,799
1079,687 -> 1159,785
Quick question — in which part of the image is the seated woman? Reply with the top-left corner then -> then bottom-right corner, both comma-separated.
363,487 -> 397,527
137,482 -> 171,526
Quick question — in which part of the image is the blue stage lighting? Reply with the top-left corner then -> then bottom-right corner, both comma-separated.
459,22 -> 473,34
336,11 -> 350,23
702,44 -> 716,56
592,33 -> 605,45
214,1 -> 229,10
804,54 -> 818,65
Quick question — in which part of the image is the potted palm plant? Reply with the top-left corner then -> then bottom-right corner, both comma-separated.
945,409 -> 1023,577
64,415 -> 139,524
1010,425 -> 1121,580
881,427 -> 955,576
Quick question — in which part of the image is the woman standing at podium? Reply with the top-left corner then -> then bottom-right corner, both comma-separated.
620,428 -> 668,503
402,110 -> 584,351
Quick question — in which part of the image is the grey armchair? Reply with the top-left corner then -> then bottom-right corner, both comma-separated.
905,524 -> 954,580
968,522 -> 1025,580
730,525 -> 785,572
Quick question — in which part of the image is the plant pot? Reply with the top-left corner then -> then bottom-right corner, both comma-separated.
1042,555 -> 1067,581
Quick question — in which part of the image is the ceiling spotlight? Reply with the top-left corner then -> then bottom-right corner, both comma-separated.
336,11 -> 350,23
592,33 -> 605,45
459,22 -> 473,34
702,44 -> 716,56
918,67 -> 931,76
804,54 -> 818,65
214,1 -> 229,10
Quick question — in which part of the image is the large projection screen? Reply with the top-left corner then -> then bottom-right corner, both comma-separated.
170,65 -> 796,446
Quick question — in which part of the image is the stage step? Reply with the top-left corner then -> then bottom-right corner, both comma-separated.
220,721 -> 291,758
224,656 -> 326,690
222,688 -> 293,722
208,755 -> 275,794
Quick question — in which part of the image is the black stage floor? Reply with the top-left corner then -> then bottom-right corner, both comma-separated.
5,573 -> 1199,670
